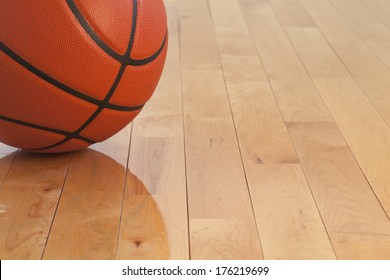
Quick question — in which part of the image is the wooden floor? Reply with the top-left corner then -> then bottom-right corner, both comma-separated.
2,0 -> 390,260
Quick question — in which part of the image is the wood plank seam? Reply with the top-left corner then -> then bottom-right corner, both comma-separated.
297,0 -> 390,129
213,0 -> 335,259
326,0 -> 390,73
358,0 -> 390,33
177,6 -> 192,260
266,0 -> 390,225
293,0 -> 390,218
236,0 -> 337,259
240,0 -> 390,258
40,152 -> 74,259
114,124 -> 133,258
205,0 -> 264,256
0,150 -> 18,192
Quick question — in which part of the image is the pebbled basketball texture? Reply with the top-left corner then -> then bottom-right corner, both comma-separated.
0,0 -> 168,153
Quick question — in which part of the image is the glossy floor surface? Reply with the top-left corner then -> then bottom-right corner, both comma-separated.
1,0 -> 390,259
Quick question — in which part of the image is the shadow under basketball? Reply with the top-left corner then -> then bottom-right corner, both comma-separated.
0,148 -> 169,260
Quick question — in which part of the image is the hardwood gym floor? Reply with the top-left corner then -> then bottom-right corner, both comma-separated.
1,0 -> 390,260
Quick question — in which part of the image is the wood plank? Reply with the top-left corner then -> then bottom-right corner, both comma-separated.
287,121 -> 390,235
360,0 -> 390,31
245,163 -> 335,259
292,0 -> 390,218
297,0 -> 390,126
329,0 -> 390,70
330,232 -> 390,260
0,151 -> 71,259
180,0 -> 263,259
241,0 -> 390,258
179,0 -> 221,71
190,218 -> 261,260
43,127 -> 131,259
238,0 -> 331,123
117,137 -> 185,259
210,0 -> 335,259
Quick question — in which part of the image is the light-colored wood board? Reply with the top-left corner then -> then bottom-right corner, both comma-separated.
298,0 -> 390,126
179,0 -> 221,70
238,0 -> 332,122
131,4 -> 183,138
0,152 -> 71,259
208,0 -> 258,58
116,170 -> 169,260
184,116 -> 255,220
330,232 -> 390,260
210,0 -> 334,259
287,121 -> 390,236
3,0 -> 390,261
181,70 -> 267,220
245,163 -> 336,259
190,219 -> 262,260
43,126 -> 131,259
181,70 -> 233,119
359,0 -> 390,31
181,71 -> 256,219
239,0 -> 390,258
329,0 -> 390,70
163,0 -> 177,8
180,0 -> 263,259
210,0 -> 298,164
308,77 -> 390,216
278,13 -> 390,216
117,137 -> 188,259
219,74 -> 299,165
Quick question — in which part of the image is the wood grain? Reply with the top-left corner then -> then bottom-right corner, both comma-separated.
43,127 -> 131,259
329,0 -> 390,70
242,0 -> 390,259
297,0 -> 390,126
291,0 -> 390,217
330,232 -> 390,260
180,0 -> 263,259
116,165 -> 169,260
239,0 -> 331,123
287,121 -> 390,235
2,0 -> 390,260
117,137 -> 186,259
0,152 -> 71,259
245,163 -> 335,259
360,0 -> 390,31
190,218 -> 262,260
210,0 -> 334,259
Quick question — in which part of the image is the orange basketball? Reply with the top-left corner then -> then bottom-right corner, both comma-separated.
0,0 -> 168,153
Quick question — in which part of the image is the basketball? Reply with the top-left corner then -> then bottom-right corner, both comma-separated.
0,0 -> 168,153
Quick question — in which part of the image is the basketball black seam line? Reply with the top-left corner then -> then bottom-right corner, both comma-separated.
0,42 -> 144,112
31,0 -> 140,151
31,62 -> 136,151
67,0 -> 140,136
66,0 -> 168,66
31,135 -> 88,151
1,0 -> 165,151
0,114 -> 95,144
